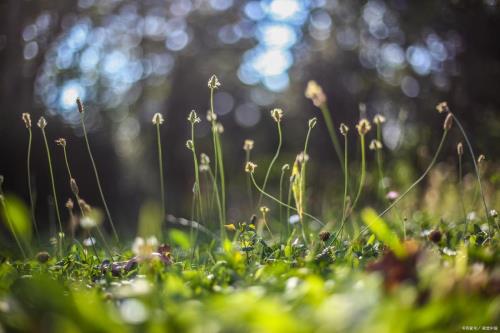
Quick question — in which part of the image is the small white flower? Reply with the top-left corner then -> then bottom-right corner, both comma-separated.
83,237 -> 96,247
289,214 -> 300,225
132,236 -> 158,257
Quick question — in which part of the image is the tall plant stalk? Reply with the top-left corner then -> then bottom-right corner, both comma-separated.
152,113 -> 166,222
0,177 -> 27,259
76,98 -> 119,242
22,113 -> 38,239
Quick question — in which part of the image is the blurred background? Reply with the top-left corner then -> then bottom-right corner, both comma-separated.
1,0 -> 500,234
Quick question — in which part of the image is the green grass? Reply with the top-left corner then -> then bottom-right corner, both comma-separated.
0,79 -> 499,333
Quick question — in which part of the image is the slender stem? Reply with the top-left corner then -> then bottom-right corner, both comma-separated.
451,113 -> 497,233
215,132 -> 226,224
350,134 -> 366,211
26,128 -> 38,240
320,104 -> 344,175
156,123 -> 166,222
258,122 -> 282,207
341,135 -> 349,222
60,146 -> 112,259
0,196 -> 27,259
245,150 -> 253,209
286,178 -> 292,235
279,167 -> 287,226
458,154 -> 468,238
376,124 -> 386,196
208,168 -> 225,240
41,128 -> 63,234
190,124 -> 204,221
80,114 -> 119,242
250,173 -> 324,226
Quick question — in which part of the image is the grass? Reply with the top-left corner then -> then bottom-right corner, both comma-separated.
0,78 -> 498,333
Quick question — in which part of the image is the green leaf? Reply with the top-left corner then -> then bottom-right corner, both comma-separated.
169,229 -> 191,250
361,208 -> 406,258
1,194 -> 32,242
137,201 -> 162,238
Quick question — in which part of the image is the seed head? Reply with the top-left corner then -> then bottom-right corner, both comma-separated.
187,110 -> 201,124
296,151 -> 309,163
76,97 -> 84,113
214,122 -> 224,134
22,113 -> 32,128
185,140 -> 194,151
489,209 -> 498,218
443,113 -> 453,131
207,110 -> 217,122
65,198 -> 74,210
270,108 -> 283,123
208,74 -> 221,89
373,114 -> 386,125
477,154 -> 485,164
55,138 -> 66,147
457,142 -> 463,156
260,206 -> 269,214
245,161 -> 257,174
356,118 -> 371,135
308,117 -> 317,129
305,80 -> 327,107
436,101 -> 449,113
152,113 -> 164,125
369,139 -> 383,150
318,230 -> 331,242
37,116 -> 47,129
243,139 -> 254,152
339,123 -> 349,136
70,178 -> 79,196
282,164 -> 290,171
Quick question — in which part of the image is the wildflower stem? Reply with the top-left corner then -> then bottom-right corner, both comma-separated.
245,150 -> 253,208
208,167 -> 225,240
350,134 -> 367,211
258,122 -> 282,207
79,114 -> 119,242
458,153 -> 468,238
190,123 -> 204,221
320,104 -> 344,175
250,173 -> 324,226
26,127 -> 39,240
279,166 -> 287,225
375,124 -> 386,196
41,128 -> 63,235
156,123 -> 166,222
451,113 -> 497,233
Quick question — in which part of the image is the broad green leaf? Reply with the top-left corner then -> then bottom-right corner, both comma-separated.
169,229 -> 191,250
1,194 -> 32,242
361,208 -> 406,258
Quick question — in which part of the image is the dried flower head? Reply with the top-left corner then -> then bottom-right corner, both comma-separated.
339,123 -> 349,136
356,118 -> 371,135
373,114 -> 386,125
76,97 -> 85,113
243,139 -> 254,152
187,110 -> 201,124
457,142 -> 463,156
55,138 -> 66,147
185,140 -> 194,151
436,101 -> 449,113
270,108 -> 284,122
305,80 -> 327,107
443,113 -> 453,131
200,153 -> 210,166
296,151 -> 309,163
308,117 -> 317,129
37,116 -> 47,129
369,139 -> 383,150
207,110 -> 217,122
214,122 -> 224,134
260,206 -> 270,214
22,113 -> 32,128
318,230 -> 331,242
477,154 -> 486,164
70,178 -> 79,196
208,74 -> 221,89
245,161 -> 257,174
282,164 -> 290,171
152,113 -> 164,125
65,198 -> 74,210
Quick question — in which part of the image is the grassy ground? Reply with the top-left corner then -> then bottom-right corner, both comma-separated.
0,79 -> 499,332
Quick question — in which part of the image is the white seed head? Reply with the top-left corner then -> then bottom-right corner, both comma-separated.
270,108 -> 284,123
22,113 -> 32,128
356,118 -> 371,135
308,117 -> 317,129
207,110 -> 217,122
436,101 -> 449,113
186,140 -> 194,151
152,113 -> 164,125
477,154 -> 486,164
200,153 -> 210,165
489,209 -> 498,218
208,74 -> 221,89
339,123 -> 349,136
243,139 -> 254,152
373,114 -> 386,125
245,161 -> 257,174
260,206 -> 269,214
305,80 -> 326,107
457,142 -> 463,156
37,116 -> 47,129
369,139 -> 383,150
214,122 -> 224,134
55,138 -> 66,147
187,110 -> 201,124
296,151 -> 309,163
